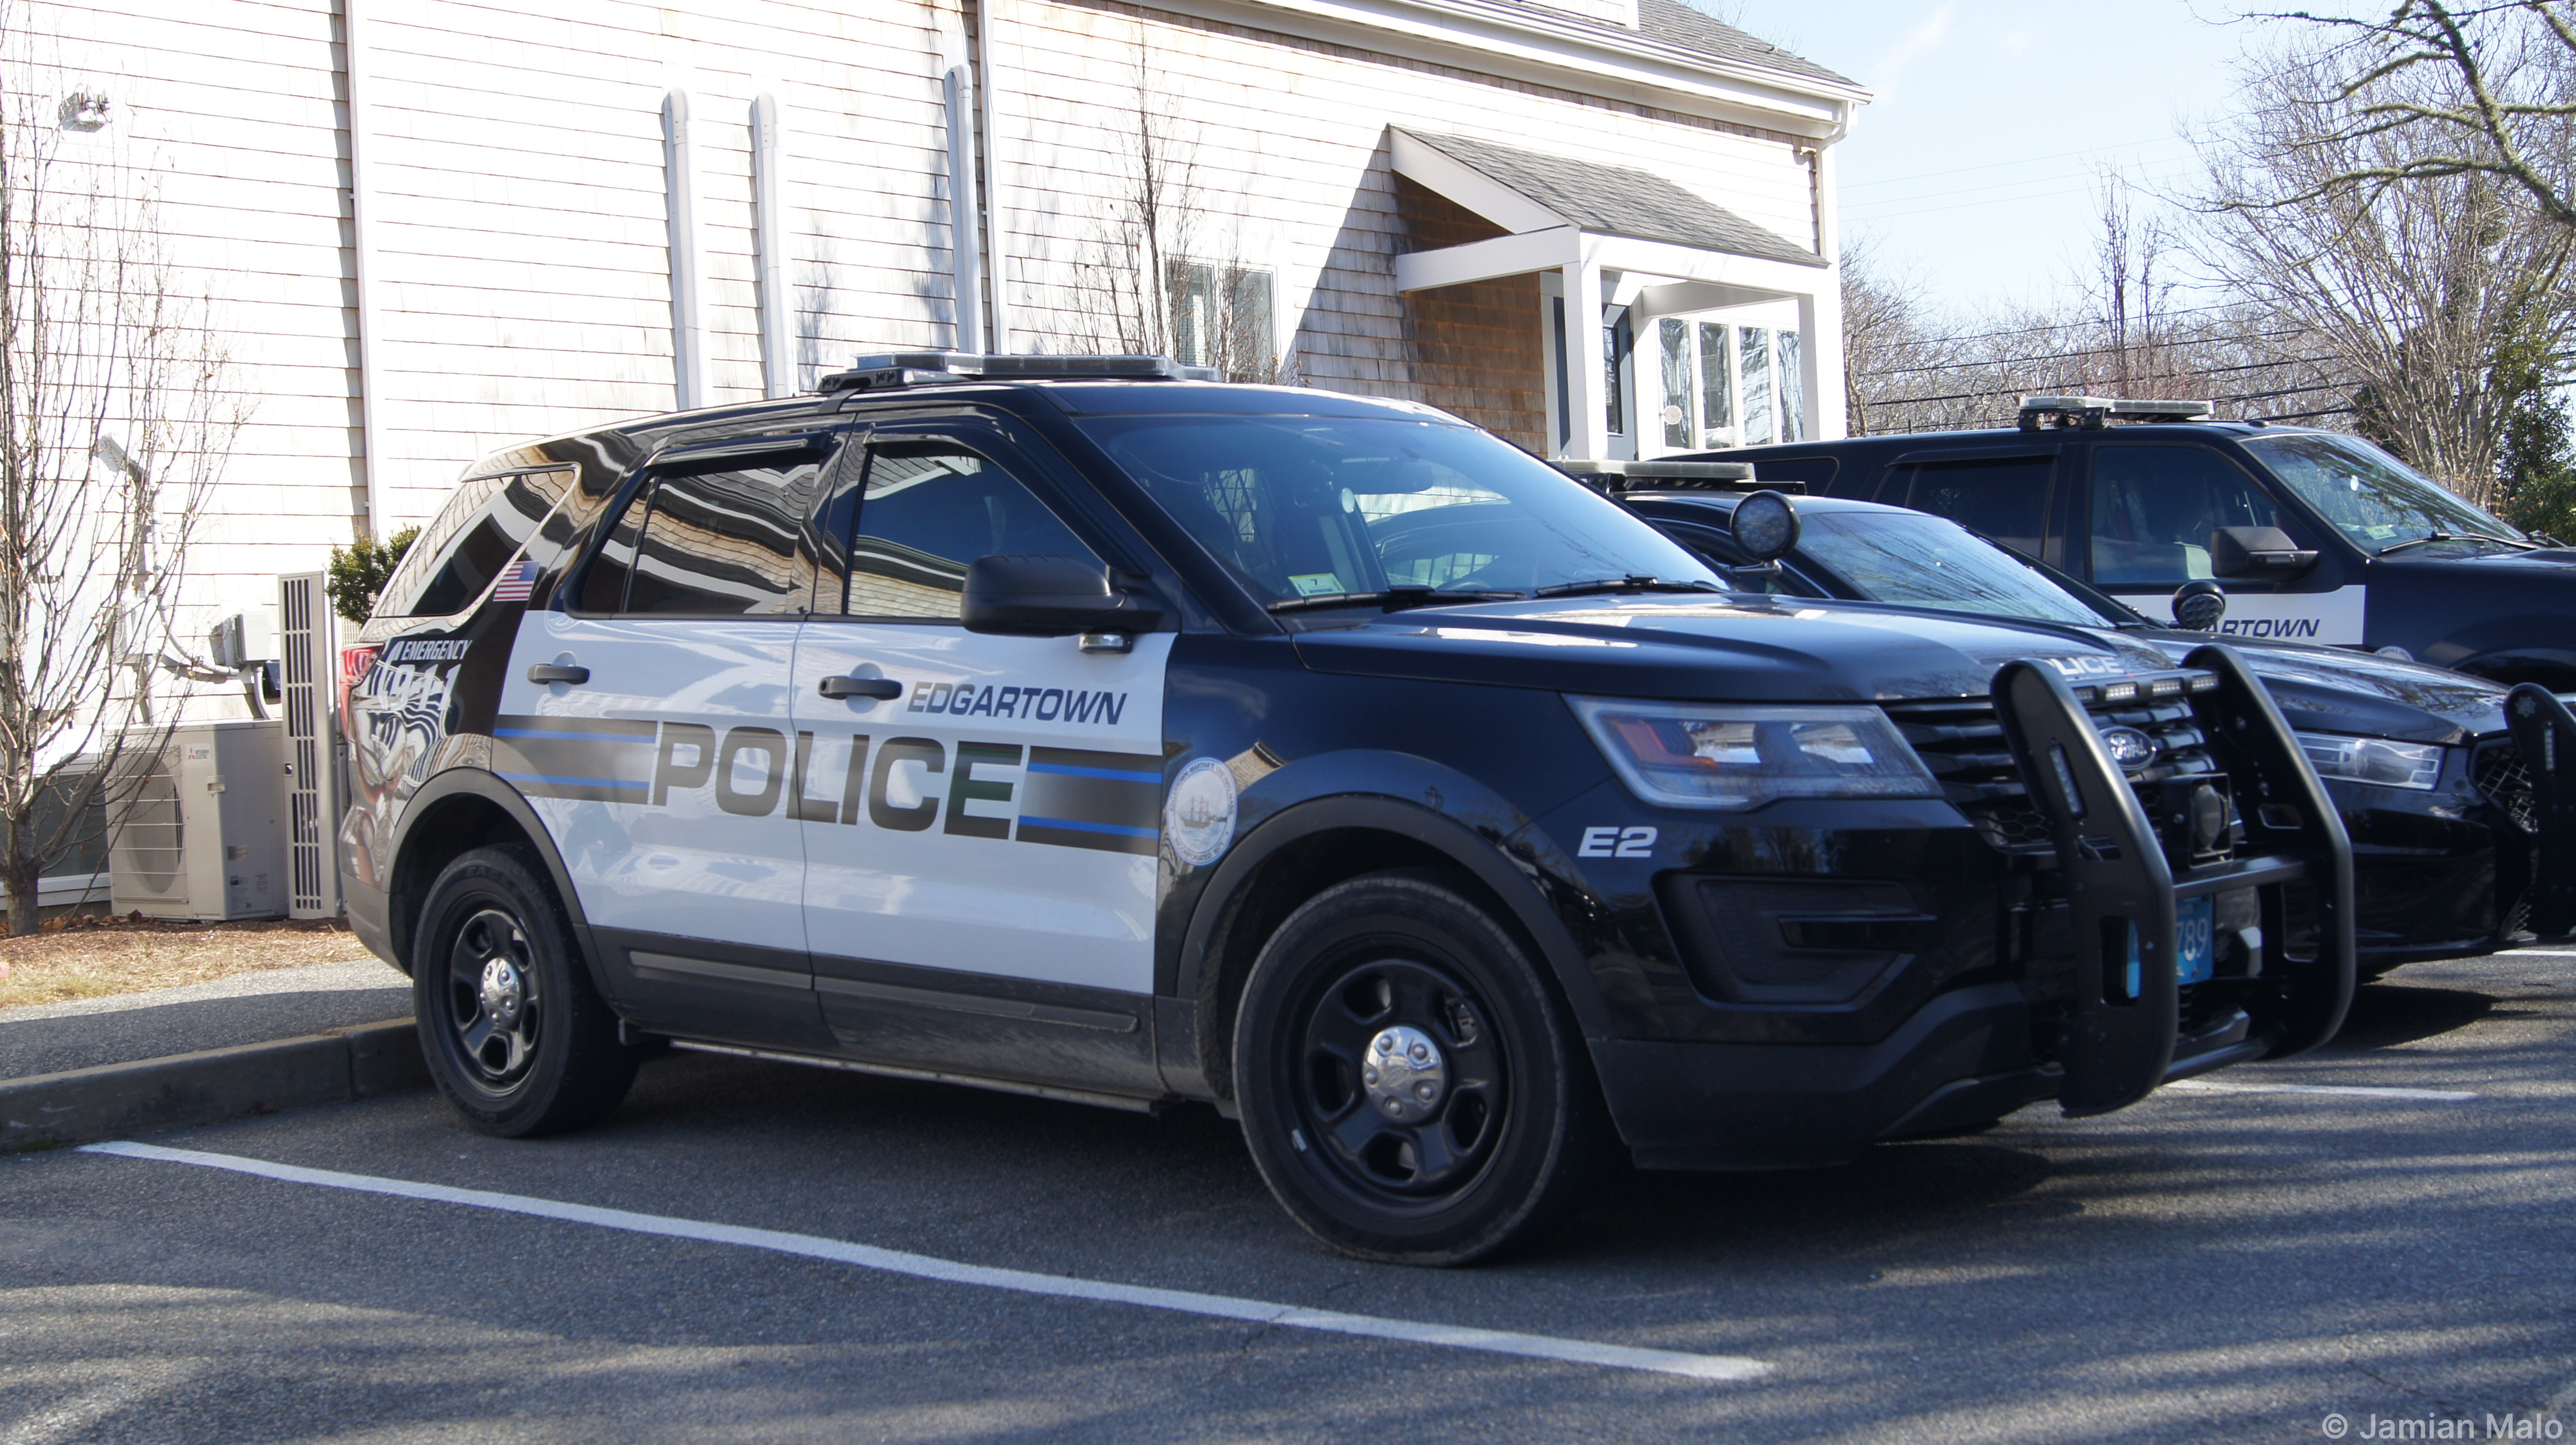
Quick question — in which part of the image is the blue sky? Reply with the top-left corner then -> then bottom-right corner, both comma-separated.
1770,1 -> 2264,324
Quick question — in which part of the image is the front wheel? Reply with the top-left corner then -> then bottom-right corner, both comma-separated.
1232,869 -> 1605,1265
413,844 -> 639,1136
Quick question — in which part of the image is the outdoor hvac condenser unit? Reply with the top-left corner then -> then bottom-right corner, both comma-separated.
107,719 -> 287,922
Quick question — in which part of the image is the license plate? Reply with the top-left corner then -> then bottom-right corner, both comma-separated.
2177,895 -> 2215,986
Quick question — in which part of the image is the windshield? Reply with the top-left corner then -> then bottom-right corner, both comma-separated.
2243,432 -> 2528,554
1797,510 -> 2115,627
1081,415 -> 1721,605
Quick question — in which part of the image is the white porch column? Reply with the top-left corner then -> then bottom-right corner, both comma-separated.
1560,256 -> 1608,462
1806,141 -> 1848,440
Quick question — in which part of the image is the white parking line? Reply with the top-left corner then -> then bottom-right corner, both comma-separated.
2164,1080 -> 2480,1101
79,1140 -> 1768,1382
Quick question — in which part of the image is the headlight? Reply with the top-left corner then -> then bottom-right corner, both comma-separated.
1568,697 -> 1941,810
2295,731 -> 2443,790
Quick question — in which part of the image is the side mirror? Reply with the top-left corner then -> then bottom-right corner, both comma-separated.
2173,579 -> 2228,632
2211,526 -> 2317,579
962,555 -> 1165,641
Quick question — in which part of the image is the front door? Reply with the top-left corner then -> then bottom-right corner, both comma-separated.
2081,441 -> 2358,644
500,430 -> 839,1049
790,426 -> 1169,1090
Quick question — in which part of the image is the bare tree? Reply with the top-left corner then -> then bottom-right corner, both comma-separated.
0,16 -> 240,932
2249,1 -> 2576,229
1837,232 -> 1948,436
2188,42 -> 2575,498
1051,43 -> 1280,383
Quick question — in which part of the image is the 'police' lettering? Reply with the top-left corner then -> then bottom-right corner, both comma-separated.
870,737 -> 945,831
788,731 -> 838,823
715,728 -> 788,817
945,742 -> 1022,839
839,735 -> 870,825
653,722 -> 715,806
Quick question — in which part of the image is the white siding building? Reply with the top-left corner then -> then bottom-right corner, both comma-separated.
31,0 -> 1863,666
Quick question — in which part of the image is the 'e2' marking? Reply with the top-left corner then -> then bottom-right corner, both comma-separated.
1577,826 -> 1658,859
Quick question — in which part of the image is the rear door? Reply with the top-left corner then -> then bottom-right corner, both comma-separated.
790,421 -> 1169,1090
1883,447 -> 2062,566
498,428 -> 841,1050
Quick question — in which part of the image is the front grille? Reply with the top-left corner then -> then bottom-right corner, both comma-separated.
2473,740 -> 2537,832
1885,683 -> 2225,859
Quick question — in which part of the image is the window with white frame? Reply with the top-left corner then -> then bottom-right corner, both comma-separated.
1656,318 -> 1805,451
1168,261 -> 1276,381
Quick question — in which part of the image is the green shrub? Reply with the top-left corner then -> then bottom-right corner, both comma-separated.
326,526 -> 417,624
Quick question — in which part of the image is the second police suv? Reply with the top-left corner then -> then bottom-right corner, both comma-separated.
342,355 -> 2358,1265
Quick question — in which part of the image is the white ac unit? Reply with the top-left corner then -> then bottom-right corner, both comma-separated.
107,719 -> 287,922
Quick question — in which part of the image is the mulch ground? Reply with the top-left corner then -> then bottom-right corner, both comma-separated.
0,914 -> 380,1012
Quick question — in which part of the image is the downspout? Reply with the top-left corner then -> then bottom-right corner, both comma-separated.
664,89 -> 708,409
943,66 -> 986,353
969,0 -> 1013,351
344,0 -> 386,539
752,93 -> 792,397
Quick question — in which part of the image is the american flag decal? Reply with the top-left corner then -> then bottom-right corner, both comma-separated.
493,559 -> 538,602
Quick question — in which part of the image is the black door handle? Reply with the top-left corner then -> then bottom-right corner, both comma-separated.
527,664 -> 590,685
818,675 -> 903,700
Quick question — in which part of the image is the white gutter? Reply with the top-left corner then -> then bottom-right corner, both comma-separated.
344,0 -> 387,539
751,93 -> 792,397
944,66 -> 986,353
971,0 -> 1015,351
663,89 -> 708,410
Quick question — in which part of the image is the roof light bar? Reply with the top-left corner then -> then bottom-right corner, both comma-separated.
1560,459 -> 1801,494
2017,395 -> 2214,431
813,352 -> 1219,394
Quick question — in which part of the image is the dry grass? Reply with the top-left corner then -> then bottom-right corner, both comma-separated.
0,914 -> 379,1012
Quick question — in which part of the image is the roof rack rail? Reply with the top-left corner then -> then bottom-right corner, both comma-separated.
813,352 -> 1219,394
1558,459 -> 1800,495
2018,395 -> 2213,431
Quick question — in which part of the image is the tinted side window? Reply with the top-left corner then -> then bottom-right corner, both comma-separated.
578,452 -> 826,616
2089,445 -> 2280,587
1897,455 -> 2054,559
1746,456 -> 1840,494
378,469 -> 573,618
840,443 -> 1102,620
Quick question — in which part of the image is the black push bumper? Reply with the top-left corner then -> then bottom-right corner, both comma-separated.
1991,644 -> 2354,1115
2506,684 -> 2576,937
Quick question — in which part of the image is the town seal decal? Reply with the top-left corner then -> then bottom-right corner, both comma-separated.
1165,757 -> 1238,867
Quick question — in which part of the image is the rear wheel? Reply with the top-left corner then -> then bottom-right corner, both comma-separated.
413,844 -> 639,1136
1232,869 -> 1604,1265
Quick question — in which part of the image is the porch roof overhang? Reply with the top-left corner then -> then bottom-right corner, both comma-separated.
1388,128 -> 1828,296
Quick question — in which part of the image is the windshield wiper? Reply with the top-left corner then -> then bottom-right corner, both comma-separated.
2376,530 -> 2535,556
1264,586 -> 1524,615
1530,575 -> 1722,599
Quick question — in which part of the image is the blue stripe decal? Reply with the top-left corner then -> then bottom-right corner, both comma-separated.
494,728 -> 654,745
1016,814 -> 1158,839
1025,762 -> 1162,784
498,772 -> 647,792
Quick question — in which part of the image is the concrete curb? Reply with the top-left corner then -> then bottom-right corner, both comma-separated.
1,1018 -> 428,1151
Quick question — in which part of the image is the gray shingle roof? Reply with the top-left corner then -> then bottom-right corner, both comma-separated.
1633,0 -> 1856,88
1476,0 -> 1859,90
1398,129 -> 1824,265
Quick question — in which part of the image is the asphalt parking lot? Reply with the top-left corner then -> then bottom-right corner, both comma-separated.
3,950 -> 2570,1444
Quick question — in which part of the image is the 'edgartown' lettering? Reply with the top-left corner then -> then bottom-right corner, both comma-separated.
908,680 -> 1128,726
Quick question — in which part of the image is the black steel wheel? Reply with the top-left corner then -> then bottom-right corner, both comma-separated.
1233,869 -> 1604,1265
413,844 -> 639,1136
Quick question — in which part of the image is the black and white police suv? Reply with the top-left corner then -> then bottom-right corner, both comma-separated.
341,355 -> 2356,1265
1703,395 -> 2576,690
1599,470 -> 2571,968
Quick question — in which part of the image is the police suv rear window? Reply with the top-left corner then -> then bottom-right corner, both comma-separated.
378,467 -> 573,618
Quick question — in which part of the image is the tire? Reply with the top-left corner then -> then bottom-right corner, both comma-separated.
412,843 -> 640,1137
1232,869 -> 1606,1266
